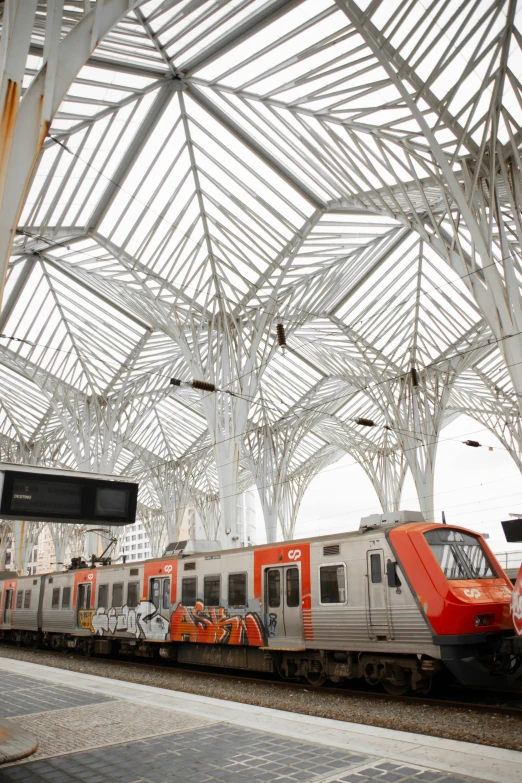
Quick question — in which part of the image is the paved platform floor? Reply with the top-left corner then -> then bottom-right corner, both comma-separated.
0,716 -> 38,765
0,658 -> 521,783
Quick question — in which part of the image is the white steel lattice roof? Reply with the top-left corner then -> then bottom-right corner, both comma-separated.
1,0 -> 522,547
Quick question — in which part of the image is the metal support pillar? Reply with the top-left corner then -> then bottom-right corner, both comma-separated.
0,0 -> 141,306
336,0 -> 522,415
278,446 -> 344,540
13,519 -> 43,575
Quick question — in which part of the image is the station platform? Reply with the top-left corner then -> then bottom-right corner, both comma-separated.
0,658 -> 520,783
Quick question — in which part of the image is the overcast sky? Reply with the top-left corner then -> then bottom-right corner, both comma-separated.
254,414 -> 522,561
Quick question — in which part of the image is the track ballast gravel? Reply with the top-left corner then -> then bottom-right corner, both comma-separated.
1,646 -> 521,752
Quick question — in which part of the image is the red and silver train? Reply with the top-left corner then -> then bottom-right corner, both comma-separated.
0,513 -> 520,693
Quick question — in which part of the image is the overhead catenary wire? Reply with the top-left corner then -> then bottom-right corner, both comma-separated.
0,314 -> 517,489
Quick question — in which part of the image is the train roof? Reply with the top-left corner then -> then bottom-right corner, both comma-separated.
3,518 -> 487,580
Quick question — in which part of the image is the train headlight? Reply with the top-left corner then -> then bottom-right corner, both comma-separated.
474,614 -> 494,627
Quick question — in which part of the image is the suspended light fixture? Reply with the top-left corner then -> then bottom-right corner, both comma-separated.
354,417 -> 376,427
410,366 -> 419,387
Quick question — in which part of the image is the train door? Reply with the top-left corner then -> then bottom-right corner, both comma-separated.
366,549 -> 390,639
77,583 -> 91,626
149,577 -> 171,621
4,589 -> 13,626
264,566 -> 303,646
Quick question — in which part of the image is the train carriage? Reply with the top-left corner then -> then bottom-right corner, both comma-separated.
0,514 -> 519,693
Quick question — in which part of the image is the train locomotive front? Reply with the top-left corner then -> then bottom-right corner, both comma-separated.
0,515 -> 519,693
389,522 -> 518,688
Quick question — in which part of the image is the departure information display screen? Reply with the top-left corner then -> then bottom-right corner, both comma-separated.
0,470 -> 138,525
11,479 -> 82,516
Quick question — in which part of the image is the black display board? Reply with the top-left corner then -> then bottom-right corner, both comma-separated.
501,518 -> 522,543
0,470 -> 138,525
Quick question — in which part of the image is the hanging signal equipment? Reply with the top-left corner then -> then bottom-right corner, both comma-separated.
354,417 -> 376,427
411,366 -> 419,387
276,321 -> 287,351
192,379 -> 217,392
170,378 -> 217,393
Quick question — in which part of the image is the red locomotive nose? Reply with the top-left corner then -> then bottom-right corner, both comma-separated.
389,523 -> 514,637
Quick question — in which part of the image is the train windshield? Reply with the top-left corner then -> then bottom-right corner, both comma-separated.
425,528 -> 497,580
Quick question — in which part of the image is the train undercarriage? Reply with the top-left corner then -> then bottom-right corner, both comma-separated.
0,628 -> 440,695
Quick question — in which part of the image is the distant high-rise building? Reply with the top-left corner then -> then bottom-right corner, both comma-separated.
117,521 -> 152,562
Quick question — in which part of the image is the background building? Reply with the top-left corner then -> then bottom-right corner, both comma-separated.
118,521 -> 152,562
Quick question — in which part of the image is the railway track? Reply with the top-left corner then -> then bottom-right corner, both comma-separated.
3,643 -> 521,718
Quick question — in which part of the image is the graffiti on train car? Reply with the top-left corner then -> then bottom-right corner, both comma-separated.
91,600 -> 169,641
170,600 -> 265,645
78,609 -> 95,631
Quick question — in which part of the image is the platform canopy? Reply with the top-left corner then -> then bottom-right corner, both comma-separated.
1,0 -> 522,556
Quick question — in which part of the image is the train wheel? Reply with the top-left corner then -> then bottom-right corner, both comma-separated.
382,679 -> 410,696
305,670 -> 327,687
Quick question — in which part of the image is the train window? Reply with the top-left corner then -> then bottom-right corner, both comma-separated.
51,588 -> 60,609
162,579 -> 171,610
150,578 -> 161,608
319,564 -> 347,604
370,554 -> 382,584
182,577 -> 197,606
204,576 -> 220,607
286,568 -> 300,607
24,590 -> 31,609
267,569 -> 281,608
62,587 -> 71,609
425,529 -> 497,580
387,561 -> 402,588
127,582 -> 140,609
98,584 -> 109,609
16,590 -> 23,609
112,583 -> 123,607
228,573 -> 247,606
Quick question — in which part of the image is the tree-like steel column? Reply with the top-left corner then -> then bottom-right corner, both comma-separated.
0,521 -> 11,570
13,520 -> 44,576
151,457 -> 200,546
336,0 -> 522,415
278,445 -> 344,540
47,521 -> 74,572
166,212 -> 320,547
370,362 -> 474,522
0,0 -> 142,306
193,492 -> 221,543
137,504 -> 167,559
